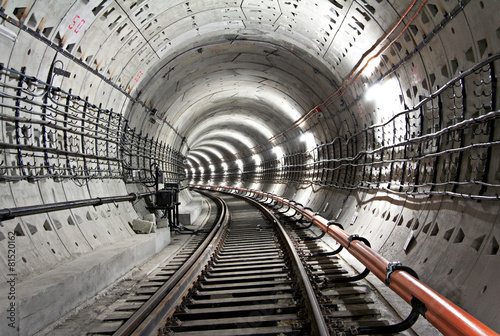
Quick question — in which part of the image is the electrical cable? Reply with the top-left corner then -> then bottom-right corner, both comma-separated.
265,0 -> 425,145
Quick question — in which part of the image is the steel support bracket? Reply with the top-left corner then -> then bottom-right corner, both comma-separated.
385,262 -> 419,286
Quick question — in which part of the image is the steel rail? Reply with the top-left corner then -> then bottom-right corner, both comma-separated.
0,192 -> 153,220
192,184 -> 499,336
243,195 -> 330,336
112,190 -> 230,336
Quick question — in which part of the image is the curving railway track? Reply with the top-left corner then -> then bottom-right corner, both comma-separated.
79,189 -> 418,336
162,193 -> 328,336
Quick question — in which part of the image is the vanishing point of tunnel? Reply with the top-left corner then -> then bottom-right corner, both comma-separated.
0,0 -> 499,335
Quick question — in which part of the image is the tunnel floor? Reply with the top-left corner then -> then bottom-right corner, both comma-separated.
34,202 -> 215,336
35,193 -> 438,336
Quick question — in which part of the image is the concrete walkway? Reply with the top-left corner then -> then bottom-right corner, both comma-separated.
0,228 -> 171,336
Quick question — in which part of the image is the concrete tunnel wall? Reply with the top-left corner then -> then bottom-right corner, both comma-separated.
0,0 -> 499,334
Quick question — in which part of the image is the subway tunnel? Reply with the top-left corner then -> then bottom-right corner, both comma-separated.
0,0 -> 499,335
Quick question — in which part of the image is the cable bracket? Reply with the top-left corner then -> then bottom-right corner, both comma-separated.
326,220 -> 343,233
385,262 -> 419,286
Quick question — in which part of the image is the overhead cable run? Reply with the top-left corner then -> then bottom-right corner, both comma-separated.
0,6 -> 183,141
264,0 -> 470,145
195,54 -> 500,201
0,64 -> 185,184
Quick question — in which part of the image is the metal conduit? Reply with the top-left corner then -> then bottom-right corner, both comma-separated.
0,192 -> 154,220
192,184 -> 499,336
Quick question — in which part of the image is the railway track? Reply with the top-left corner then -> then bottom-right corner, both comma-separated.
162,193 -> 325,335
86,191 -> 226,336
86,190 -> 416,336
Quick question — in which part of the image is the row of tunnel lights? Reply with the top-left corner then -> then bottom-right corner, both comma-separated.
186,132 -> 317,177
185,77 -> 388,178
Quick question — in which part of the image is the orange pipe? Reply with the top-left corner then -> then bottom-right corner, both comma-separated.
193,184 -> 499,336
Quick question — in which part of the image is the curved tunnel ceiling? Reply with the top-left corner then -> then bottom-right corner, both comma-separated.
139,42 -> 333,162
123,0 -> 401,167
